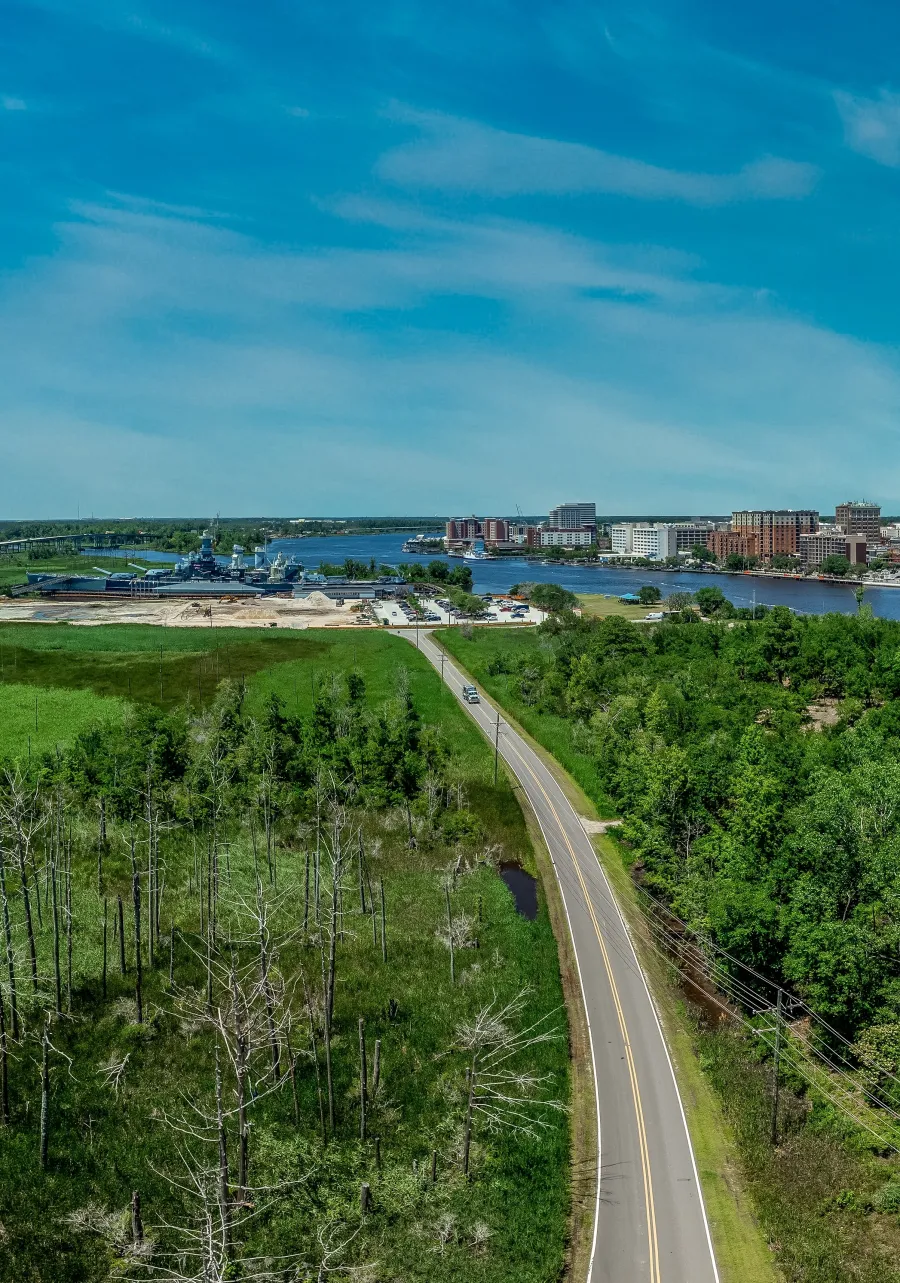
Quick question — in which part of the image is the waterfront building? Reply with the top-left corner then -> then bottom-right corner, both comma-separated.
482,518 -> 510,544
731,509 -> 819,558
540,528 -> 594,548
707,530 -> 759,559
446,516 -> 482,544
668,521 -> 717,552
835,500 -> 881,542
799,531 -> 868,568
631,525 -> 679,560
507,522 -> 540,546
548,502 -> 596,532
610,523 -> 636,553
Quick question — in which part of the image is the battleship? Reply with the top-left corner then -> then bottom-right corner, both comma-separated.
23,534 -> 408,602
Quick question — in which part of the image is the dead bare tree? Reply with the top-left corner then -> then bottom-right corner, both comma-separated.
172,941 -> 294,1197
0,767 -> 48,989
455,991 -> 565,1178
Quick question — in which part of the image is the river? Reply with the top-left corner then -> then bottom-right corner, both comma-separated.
83,534 -> 899,619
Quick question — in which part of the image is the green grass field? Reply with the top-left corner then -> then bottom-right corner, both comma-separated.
0,683 -> 128,760
577,593 -> 654,620
0,624 -> 572,1283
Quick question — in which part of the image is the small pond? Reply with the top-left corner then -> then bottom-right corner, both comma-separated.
499,862 -> 538,920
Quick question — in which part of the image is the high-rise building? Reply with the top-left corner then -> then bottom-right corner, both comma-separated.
548,502 -> 596,531
731,509 -> 818,558
835,501 -> 881,542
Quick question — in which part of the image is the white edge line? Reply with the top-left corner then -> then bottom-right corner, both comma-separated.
538,758 -> 721,1283
409,632 -> 604,1283
598,856 -> 721,1282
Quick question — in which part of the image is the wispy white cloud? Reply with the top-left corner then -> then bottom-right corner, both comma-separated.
2,96 -> 27,111
835,88 -> 900,167
378,108 -> 819,205
2,195 -> 899,515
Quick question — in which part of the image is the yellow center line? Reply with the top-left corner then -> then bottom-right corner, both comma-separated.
421,637 -> 661,1282
501,732 -> 661,1283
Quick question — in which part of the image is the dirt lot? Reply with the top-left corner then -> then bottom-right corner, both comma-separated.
0,591 -> 373,630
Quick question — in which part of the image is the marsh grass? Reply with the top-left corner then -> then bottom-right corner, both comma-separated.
0,626 -> 571,1282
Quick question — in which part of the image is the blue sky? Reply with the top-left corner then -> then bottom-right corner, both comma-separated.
3,0 -> 900,517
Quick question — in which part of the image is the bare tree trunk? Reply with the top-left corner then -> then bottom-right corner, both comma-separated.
445,885 -> 455,985
463,1057 -> 476,1178
130,836 -> 143,1023
285,1025 -> 300,1127
102,898 -> 108,999
0,858 -> 19,1040
97,795 -> 106,895
380,879 -> 387,964
168,924 -> 174,989
372,1039 -> 381,1098
320,939 -> 334,1138
39,1025 -> 50,1170
131,1190 -> 143,1245
256,888 -> 280,1078
359,1018 -> 367,1141
117,895 -> 126,974
0,989 -> 9,1125
215,1050 -> 230,1259
50,847 -> 61,1014
228,968 -> 249,1194
358,832 -> 366,914
65,836 -> 73,1013
15,826 -> 38,989
303,849 -> 310,933
305,986 -> 327,1143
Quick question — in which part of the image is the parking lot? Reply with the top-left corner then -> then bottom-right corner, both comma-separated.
372,594 -> 546,627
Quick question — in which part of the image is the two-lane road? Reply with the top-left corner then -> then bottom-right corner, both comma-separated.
397,630 -> 719,1283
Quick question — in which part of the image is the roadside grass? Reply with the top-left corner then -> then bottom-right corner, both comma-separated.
0,683 -> 128,760
434,627 -> 617,818
698,1025 -> 900,1283
576,594 -> 652,621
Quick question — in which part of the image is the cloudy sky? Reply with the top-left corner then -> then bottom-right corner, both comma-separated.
3,0 -> 900,517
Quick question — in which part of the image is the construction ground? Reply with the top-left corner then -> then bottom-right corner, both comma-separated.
0,591 -> 368,630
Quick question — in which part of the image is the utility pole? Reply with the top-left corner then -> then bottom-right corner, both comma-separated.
770,988 -> 783,1145
493,711 -> 501,786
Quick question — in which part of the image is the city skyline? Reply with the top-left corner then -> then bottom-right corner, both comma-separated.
3,1 -> 900,515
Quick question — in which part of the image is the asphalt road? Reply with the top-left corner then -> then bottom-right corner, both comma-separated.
396,630 -> 720,1283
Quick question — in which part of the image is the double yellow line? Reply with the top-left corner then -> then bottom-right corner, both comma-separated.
501,733 -> 661,1283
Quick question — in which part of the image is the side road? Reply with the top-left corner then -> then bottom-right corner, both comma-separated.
393,629 -> 719,1283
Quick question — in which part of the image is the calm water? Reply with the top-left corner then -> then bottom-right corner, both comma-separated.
85,534 -> 900,619
499,863 -> 538,920
266,532 -> 894,619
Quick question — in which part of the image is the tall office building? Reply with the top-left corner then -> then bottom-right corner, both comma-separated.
547,502 -> 597,531
731,509 -> 818,558
835,501 -> 881,541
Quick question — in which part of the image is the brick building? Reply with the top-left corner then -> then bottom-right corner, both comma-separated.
731,509 -> 818,558
706,530 -> 759,559
835,501 -> 881,542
